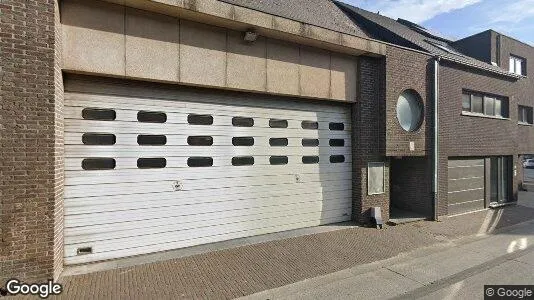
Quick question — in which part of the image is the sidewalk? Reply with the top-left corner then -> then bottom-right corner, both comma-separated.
241,217 -> 534,300
57,197 -> 534,299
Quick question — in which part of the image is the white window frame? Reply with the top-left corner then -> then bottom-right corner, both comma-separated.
518,105 -> 533,125
462,91 -> 508,118
509,55 -> 525,75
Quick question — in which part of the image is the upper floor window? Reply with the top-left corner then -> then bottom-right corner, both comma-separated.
462,91 -> 508,118
518,105 -> 533,125
509,55 -> 526,76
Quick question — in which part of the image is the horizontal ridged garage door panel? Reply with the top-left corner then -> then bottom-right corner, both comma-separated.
448,188 -> 484,204
66,212 -> 348,264
64,89 -> 352,265
447,176 -> 484,192
448,200 -> 485,216
448,165 -> 484,180
447,158 -> 484,168
65,202 -> 351,246
64,94 -> 351,121
448,158 -> 485,215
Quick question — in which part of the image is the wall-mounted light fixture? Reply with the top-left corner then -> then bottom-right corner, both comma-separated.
243,30 -> 258,43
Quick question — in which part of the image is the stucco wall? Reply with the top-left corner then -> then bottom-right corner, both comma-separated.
61,0 -> 358,102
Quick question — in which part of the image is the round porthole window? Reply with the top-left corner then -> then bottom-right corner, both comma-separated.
396,90 -> 423,132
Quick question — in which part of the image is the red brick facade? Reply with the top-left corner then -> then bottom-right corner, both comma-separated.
0,0 -> 63,282
353,45 -> 436,223
437,60 -> 520,216
352,56 -> 390,223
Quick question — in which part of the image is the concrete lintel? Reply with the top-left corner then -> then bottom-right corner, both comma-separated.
99,0 -> 386,57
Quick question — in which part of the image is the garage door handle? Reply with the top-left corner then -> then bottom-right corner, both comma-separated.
173,180 -> 183,191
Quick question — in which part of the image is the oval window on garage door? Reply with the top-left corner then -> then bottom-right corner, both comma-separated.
138,111 -> 167,123
82,108 -> 116,121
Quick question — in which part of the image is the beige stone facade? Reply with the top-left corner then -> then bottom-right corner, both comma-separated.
61,0 -> 367,102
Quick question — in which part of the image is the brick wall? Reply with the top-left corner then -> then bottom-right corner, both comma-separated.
385,45 -> 432,157
53,0 -> 65,279
0,0 -> 62,282
493,32 -> 534,154
438,60 -> 519,216
353,46 -> 436,223
383,45 -> 434,220
352,56 -> 390,224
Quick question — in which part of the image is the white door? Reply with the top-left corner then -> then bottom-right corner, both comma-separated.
64,87 -> 353,264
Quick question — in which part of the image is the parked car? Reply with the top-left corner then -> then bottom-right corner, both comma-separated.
523,159 -> 534,168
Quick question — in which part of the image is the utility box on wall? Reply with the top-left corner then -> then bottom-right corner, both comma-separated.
368,162 -> 385,195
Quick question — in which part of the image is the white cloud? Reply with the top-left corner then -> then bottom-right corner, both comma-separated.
342,0 -> 481,23
466,0 -> 534,40
485,0 -> 534,24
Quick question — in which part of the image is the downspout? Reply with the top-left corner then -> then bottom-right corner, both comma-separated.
433,56 -> 441,221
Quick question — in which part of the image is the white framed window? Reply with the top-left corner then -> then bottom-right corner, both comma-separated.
368,162 -> 385,195
509,55 -> 525,75
518,105 -> 533,124
462,91 -> 508,118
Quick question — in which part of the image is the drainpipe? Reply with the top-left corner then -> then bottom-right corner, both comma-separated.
433,57 -> 441,221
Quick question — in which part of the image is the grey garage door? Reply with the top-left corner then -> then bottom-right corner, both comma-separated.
447,158 -> 485,215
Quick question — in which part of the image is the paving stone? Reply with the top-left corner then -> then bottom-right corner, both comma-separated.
56,205 -> 534,299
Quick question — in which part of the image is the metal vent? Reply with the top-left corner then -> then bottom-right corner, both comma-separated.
77,247 -> 93,255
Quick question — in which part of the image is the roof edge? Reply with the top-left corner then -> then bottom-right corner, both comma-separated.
98,0 -> 386,56
488,29 -> 534,49
438,55 -> 523,80
454,29 -> 492,43
334,1 -> 523,80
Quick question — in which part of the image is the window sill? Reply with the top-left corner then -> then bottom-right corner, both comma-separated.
509,72 -> 527,78
461,111 -> 509,120
518,122 -> 533,126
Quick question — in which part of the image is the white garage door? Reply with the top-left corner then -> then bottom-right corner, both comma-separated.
64,87 -> 353,264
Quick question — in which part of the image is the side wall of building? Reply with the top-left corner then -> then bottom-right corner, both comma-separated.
385,46 -> 432,156
438,61 -> 519,216
453,31 -> 492,64
0,0 -> 63,282
352,56 -> 390,224
53,0 -> 66,279
493,32 -> 534,154
385,46 -> 434,219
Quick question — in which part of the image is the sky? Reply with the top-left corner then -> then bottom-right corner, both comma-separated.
339,0 -> 534,45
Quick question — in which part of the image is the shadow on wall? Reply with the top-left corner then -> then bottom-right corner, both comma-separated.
353,56 -> 390,224
317,103 -> 354,227
390,156 -> 433,218
60,0 -> 358,102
